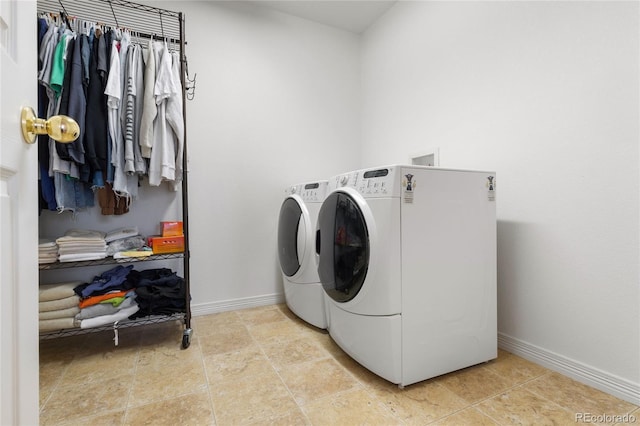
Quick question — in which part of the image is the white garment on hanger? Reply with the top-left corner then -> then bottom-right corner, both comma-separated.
148,41 -> 178,186
105,39 -> 137,200
167,51 -> 185,192
139,38 -> 157,159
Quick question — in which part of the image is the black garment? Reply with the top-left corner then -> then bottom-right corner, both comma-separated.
59,34 -> 87,165
83,31 -> 108,178
56,37 -> 75,160
127,268 -> 187,319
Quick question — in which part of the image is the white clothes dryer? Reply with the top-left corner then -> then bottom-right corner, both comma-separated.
277,180 -> 329,329
316,165 -> 497,386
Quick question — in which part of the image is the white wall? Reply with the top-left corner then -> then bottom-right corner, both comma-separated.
169,1 -> 361,309
361,0 -> 639,396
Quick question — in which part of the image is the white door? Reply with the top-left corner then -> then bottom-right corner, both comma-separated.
0,0 -> 40,425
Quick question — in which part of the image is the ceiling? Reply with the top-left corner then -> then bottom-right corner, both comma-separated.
249,1 -> 397,34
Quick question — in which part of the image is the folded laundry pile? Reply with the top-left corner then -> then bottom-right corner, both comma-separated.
38,238 -> 58,264
73,265 -> 140,329
38,266 -> 186,332
39,281 -> 81,332
56,229 -> 107,262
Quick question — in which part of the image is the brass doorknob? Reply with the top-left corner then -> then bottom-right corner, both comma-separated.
21,107 -> 80,144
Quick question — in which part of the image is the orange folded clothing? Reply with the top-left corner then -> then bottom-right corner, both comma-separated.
79,290 -> 130,309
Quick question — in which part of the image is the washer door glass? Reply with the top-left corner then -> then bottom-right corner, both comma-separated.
278,197 -> 302,277
317,191 -> 369,302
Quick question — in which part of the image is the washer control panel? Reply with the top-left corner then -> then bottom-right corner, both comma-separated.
356,167 -> 398,197
328,166 -> 402,198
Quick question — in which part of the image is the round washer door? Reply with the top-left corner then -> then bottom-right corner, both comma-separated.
316,190 -> 370,303
278,197 -> 308,277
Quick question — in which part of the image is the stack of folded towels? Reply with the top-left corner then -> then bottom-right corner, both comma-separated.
56,229 -> 107,262
39,282 -> 81,332
38,239 -> 58,264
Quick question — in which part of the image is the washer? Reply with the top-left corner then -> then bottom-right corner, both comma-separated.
277,180 -> 329,329
316,165 -> 497,386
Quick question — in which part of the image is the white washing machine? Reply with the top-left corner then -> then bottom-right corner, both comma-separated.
277,180 -> 329,329
316,165 -> 497,386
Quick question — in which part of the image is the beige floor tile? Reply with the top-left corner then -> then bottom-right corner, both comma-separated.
210,369 -> 298,425
247,318 -> 309,346
477,387 -> 575,425
368,379 -> 468,424
192,310 -> 243,337
40,376 -> 133,426
52,410 -> 126,426
279,358 -> 361,405
40,366 -> 65,410
618,408 -> 640,425
136,333 -> 202,369
128,346 -> 207,407
124,390 -> 214,426
261,336 -> 328,370
303,388 -> 400,426
39,338 -> 79,410
236,304 -> 287,326
525,372 -> 638,418
277,303 -> 307,323
484,351 -> 549,387
57,344 -> 139,388
431,407 -> 498,426
202,344 -> 274,384
308,330 -> 345,358
39,341 -> 74,404
244,408 -> 310,426
197,323 -> 254,356
437,364 -> 513,404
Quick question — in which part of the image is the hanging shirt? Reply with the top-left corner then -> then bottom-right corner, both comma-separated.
67,33 -> 87,165
123,44 -> 147,175
148,41 -> 178,186
106,38 -> 139,202
139,39 -> 157,159
84,30 -> 109,185
167,51 -> 185,192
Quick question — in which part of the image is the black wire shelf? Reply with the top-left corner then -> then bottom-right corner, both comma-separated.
39,313 -> 186,340
39,253 -> 185,270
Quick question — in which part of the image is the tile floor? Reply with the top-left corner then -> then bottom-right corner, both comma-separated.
40,304 -> 639,425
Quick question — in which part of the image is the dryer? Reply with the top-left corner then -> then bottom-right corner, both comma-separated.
316,165 -> 496,386
277,181 -> 328,329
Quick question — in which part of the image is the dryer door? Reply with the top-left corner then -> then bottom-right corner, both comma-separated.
317,190 -> 370,302
278,197 -> 305,277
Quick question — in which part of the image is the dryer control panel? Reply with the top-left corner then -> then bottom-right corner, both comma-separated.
298,181 -> 328,203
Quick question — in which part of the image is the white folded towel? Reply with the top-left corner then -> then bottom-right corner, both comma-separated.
105,226 -> 140,243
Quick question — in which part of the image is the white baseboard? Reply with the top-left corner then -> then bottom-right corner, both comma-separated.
190,293 -> 285,317
498,332 -> 640,405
